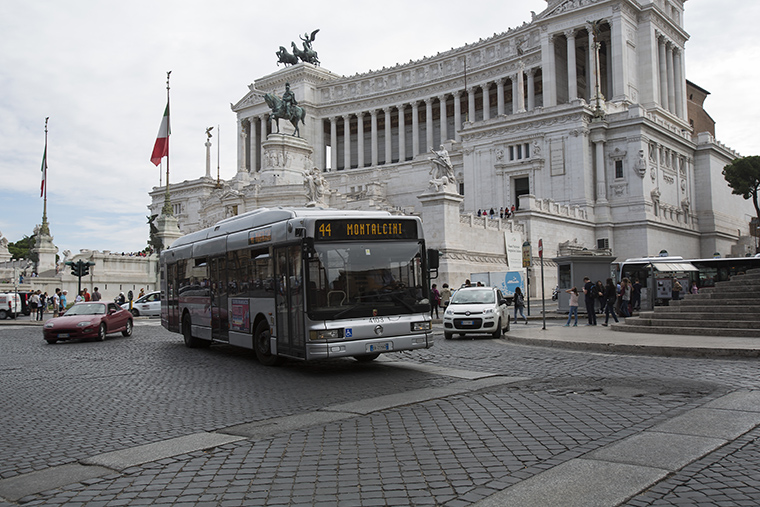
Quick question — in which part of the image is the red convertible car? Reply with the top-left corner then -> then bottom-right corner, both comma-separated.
43,302 -> 133,344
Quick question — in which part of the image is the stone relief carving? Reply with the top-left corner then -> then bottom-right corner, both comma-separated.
634,149 -> 647,177
428,145 -> 458,193
304,167 -> 329,205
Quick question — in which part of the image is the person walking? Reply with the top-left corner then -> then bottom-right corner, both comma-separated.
619,278 -> 632,317
38,292 -> 47,321
51,289 -> 61,317
631,278 -> 642,311
440,283 -> 452,308
60,290 -> 68,312
91,287 -> 102,301
602,278 -> 620,326
29,291 -> 40,320
513,287 -> 528,324
430,284 -> 441,318
690,281 -> 699,295
564,287 -> 579,326
582,277 -> 597,325
595,280 -> 605,314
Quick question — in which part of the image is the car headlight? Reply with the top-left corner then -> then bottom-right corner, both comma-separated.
483,308 -> 495,314
77,321 -> 93,328
44,322 -> 54,329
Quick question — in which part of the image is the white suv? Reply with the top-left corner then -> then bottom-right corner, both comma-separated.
443,286 -> 510,339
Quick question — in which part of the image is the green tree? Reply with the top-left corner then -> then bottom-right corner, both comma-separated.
723,155 -> 760,221
7,235 -> 38,263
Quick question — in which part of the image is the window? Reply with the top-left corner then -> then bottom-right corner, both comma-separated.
615,160 -> 623,179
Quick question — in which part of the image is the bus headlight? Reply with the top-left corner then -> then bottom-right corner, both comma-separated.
309,329 -> 344,341
411,321 -> 432,331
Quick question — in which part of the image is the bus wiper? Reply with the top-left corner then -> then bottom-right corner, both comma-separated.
333,302 -> 367,319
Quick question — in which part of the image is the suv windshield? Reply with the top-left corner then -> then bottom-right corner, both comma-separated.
306,241 -> 429,320
450,289 -> 495,305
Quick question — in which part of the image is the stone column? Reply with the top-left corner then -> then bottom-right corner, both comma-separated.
411,101 -> 420,157
590,128 -> 608,203
438,95 -> 447,142
330,117 -> 338,171
453,91 -> 462,141
370,110 -> 379,166
496,79 -> 505,116
425,98 -> 434,151
527,69 -> 535,111
205,138 -> 213,178
249,118 -> 257,173
467,87 -> 476,122
543,32 -> 557,107
666,42 -> 676,114
658,35 -> 668,110
566,29 -> 577,100
516,67 -> 526,113
605,36 -> 613,100
397,105 -> 406,162
343,115 -> 351,170
673,47 -> 683,118
316,117 -> 325,170
357,112 -> 365,169
587,30 -> 594,102
481,83 -> 490,121
236,118 -> 244,173
384,107 -> 392,164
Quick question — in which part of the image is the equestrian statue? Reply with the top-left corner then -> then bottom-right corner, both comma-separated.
264,82 -> 306,138
275,29 -> 320,66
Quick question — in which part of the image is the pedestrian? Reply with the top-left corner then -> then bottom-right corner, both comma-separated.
464,279 -> 472,287
38,292 -> 47,321
91,287 -> 102,301
513,286 -> 528,324
138,288 -> 145,298
430,284 -> 440,318
60,290 -> 68,312
582,276 -> 597,325
52,289 -> 61,317
671,278 -> 682,301
440,283 -> 452,308
489,208 -> 495,218
29,291 -> 39,319
499,207 -> 504,219
564,287 -> 579,326
83,288 -> 91,302
619,278 -> 632,317
595,280 -> 605,314
601,278 -> 619,326
690,281 -> 699,295
75,291 -> 84,303
117,292 -> 126,305
631,278 -> 642,311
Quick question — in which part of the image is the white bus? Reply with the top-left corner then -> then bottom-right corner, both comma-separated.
160,207 -> 435,365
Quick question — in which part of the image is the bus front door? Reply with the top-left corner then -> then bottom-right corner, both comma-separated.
210,256 -> 229,342
274,245 -> 305,359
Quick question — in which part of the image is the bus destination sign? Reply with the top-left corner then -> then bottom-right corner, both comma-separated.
315,219 -> 417,241
249,227 -> 272,245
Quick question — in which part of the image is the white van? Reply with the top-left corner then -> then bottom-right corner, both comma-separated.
0,293 -> 22,320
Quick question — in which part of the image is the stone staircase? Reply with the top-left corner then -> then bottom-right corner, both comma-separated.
611,267 -> 760,337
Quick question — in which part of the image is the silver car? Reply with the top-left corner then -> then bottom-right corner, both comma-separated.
121,291 -> 160,317
443,286 -> 510,339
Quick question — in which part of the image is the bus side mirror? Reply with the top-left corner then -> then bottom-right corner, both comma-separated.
427,249 -> 440,279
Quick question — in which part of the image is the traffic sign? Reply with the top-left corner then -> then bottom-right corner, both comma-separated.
538,239 -> 543,258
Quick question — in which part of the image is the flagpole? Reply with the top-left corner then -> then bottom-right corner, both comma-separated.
161,70 -> 173,216
40,117 -> 51,236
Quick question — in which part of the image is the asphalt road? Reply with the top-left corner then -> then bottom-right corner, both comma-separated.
0,319 -> 758,506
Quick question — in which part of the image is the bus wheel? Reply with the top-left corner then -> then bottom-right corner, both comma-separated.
354,353 -> 380,362
254,321 -> 282,366
182,314 -> 209,349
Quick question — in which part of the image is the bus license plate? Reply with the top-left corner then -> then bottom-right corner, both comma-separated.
367,342 -> 392,352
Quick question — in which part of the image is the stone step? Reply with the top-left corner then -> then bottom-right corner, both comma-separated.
701,284 -> 760,293
611,320 -> 760,338
633,317 -> 760,329
653,306 -> 760,316
639,310 -> 760,320
668,298 -> 760,308
678,293 -> 760,302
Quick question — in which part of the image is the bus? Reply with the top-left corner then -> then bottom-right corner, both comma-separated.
160,207 -> 435,365
617,255 -> 760,308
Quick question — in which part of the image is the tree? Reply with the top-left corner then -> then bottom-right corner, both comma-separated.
723,155 -> 760,221
7,235 -> 38,263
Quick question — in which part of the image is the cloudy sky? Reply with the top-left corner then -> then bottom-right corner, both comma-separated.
1,0 -> 758,257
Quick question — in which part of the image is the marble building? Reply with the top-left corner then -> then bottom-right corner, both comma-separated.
149,0 -> 755,291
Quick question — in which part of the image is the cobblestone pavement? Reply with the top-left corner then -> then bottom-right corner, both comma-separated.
1,320 -> 759,506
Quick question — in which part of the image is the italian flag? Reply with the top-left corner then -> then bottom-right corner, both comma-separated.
40,145 -> 47,198
150,103 -> 170,166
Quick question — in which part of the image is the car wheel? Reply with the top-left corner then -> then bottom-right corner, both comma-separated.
130,308 -> 139,317
444,332 -> 453,340
182,314 -> 209,348
354,353 -> 380,362
122,319 -> 133,337
492,319 -> 503,339
505,317 -> 510,334
46,339 -> 57,344
254,320 -> 282,366
96,323 -> 106,341
0,310 -> 7,320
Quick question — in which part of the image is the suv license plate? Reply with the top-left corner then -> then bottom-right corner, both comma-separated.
367,342 -> 392,352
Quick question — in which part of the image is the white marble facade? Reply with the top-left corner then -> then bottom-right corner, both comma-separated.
149,0 -> 755,291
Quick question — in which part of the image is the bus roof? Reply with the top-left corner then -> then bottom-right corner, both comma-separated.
167,207 -> 401,249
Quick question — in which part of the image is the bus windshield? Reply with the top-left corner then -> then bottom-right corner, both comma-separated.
306,241 -> 429,320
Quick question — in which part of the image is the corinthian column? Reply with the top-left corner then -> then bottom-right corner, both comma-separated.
330,117 -> 338,170
658,35 -> 668,110
357,112 -> 365,168
496,79 -> 505,116
453,91 -> 462,141
439,95 -> 448,142
411,101 -> 420,157
516,67 -> 526,113
370,110 -> 378,166
425,98 -> 434,151
666,42 -> 676,114
397,105 -> 406,162
481,83 -> 490,121
343,115 -> 351,170
384,107 -> 392,164
566,29 -> 577,100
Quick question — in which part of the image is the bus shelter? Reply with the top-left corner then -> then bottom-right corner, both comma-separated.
553,254 -> 616,314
